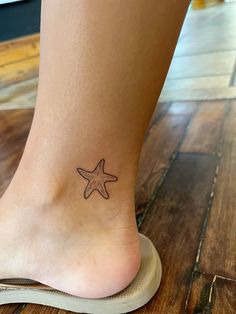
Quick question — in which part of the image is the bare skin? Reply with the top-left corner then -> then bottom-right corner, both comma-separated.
0,0 -> 189,298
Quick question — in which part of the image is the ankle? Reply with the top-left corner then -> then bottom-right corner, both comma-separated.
4,158 -> 136,211
2,168 -> 137,231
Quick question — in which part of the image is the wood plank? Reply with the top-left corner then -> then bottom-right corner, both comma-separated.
187,272 -> 215,314
148,101 -> 198,130
180,101 -> 227,154
0,304 -> 20,313
0,56 -> 39,88
167,52 -> 235,80
187,273 -> 236,314
0,34 -> 39,109
147,102 -> 171,130
136,114 -> 189,218
0,42 -> 39,67
159,85 -> 236,103
20,304 -> 74,313
136,102 -> 198,219
0,34 -> 39,53
163,75 -> 230,91
135,153 -> 218,313
0,109 -> 34,196
213,277 -> 236,313
0,34 -> 39,77
200,101 -> 236,278
0,78 -> 38,110
167,101 -> 198,116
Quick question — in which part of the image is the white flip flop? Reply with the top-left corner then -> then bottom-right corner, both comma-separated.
0,234 -> 162,314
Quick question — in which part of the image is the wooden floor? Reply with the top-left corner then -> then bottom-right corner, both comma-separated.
160,1 -> 236,102
1,4 -> 236,314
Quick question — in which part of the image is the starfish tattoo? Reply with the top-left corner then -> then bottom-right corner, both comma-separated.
77,159 -> 118,199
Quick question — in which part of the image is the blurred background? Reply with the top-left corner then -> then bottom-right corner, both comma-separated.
1,0 -> 236,107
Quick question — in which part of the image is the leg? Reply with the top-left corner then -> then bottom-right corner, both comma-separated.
0,0 -> 189,298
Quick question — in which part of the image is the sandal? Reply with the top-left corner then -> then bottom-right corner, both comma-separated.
0,234 -> 162,314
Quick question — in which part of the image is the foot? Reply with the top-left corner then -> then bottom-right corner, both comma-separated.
0,177 -> 141,298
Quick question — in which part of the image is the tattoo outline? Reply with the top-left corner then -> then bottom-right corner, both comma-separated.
77,159 -> 118,199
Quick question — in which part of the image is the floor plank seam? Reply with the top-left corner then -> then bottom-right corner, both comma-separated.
175,102 -> 200,152
201,271 -> 236,283
138,104 -> 198,228
178,151 -> 220,157
167,72 -> 234,79
137,149 -> 178,228
209,275 -> 216,310
197,274 -> 217,314
215,100 -> 232,159
184,157 -> 221,313
12,304 -> 26,314
229,57 -> 236,86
